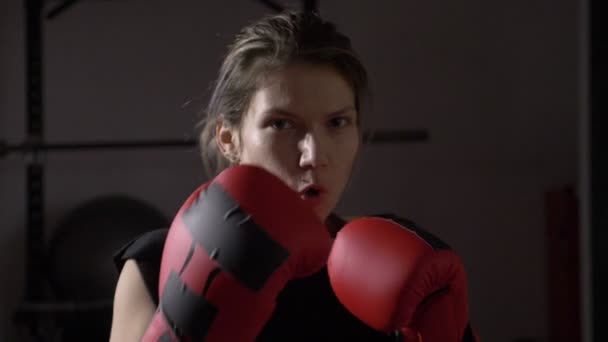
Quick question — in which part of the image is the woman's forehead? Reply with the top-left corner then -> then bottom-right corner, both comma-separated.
249,64 -> 356,119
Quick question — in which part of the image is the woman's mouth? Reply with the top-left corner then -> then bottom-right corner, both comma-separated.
300,185 -> 326,205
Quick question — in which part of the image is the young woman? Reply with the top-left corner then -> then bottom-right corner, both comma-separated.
110,10 -> 476,342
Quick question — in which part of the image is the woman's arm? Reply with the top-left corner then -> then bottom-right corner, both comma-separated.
109,259 -> 157,342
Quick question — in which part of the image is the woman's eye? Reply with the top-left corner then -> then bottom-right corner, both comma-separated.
328,116 -> 351,128
270,119 -> 293,130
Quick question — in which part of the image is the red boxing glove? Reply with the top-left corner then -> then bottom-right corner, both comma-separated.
327,214 -> 478,342
141,165 -> 332,342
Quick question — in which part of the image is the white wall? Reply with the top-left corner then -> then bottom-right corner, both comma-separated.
0,0 -> 580,341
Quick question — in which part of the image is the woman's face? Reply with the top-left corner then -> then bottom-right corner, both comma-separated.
219,63 -> 360,220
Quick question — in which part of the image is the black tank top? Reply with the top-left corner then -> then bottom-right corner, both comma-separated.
113,227 -> 396,341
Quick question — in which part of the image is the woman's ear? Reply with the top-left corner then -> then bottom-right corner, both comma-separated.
215,119 -> 241,164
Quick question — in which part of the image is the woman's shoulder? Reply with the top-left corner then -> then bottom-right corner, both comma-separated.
113,228 -> 169,271
113,228 -> 169,305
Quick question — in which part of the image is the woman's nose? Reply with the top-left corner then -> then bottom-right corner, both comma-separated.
298,132 -> 328,169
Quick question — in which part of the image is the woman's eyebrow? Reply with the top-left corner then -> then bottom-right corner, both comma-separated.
261,105 -> 356,119
260,108 -> 298,118
326,106 -> 356,117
